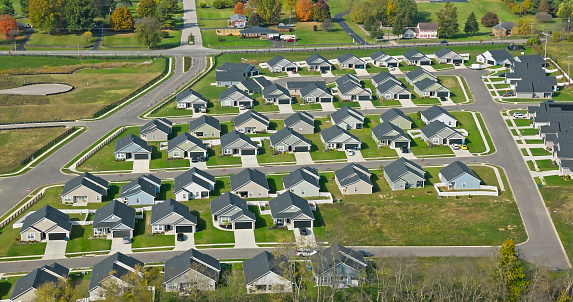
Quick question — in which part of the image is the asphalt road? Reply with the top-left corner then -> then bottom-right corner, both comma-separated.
334,11 -> 368,45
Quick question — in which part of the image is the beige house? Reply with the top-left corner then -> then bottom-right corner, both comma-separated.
234,110 -> 269,134
244,251 -> 292,294
139,118 -> 172,141
284,111 -> 315,134
10,263 -> 69,302
19,205 -> 71,242
230,168 -> 270,198
164,248 -> 221,292
61,172 -> 109,206
188,115 -> 221,138
334,163 -> 373,194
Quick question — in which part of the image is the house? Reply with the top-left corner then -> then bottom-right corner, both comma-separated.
371,122 -> 411,148
176,88 -> 208,110
514,77 -> 557,99
89,253 -> 143,301
19,205 -> 71,242
402,27 -> 417,39
379,108 -> 413,129
114,134 -> 152,160
220,86 -> 254,108
119,174 -> 161,206
334,163 -> 373,194
164,249 -> 221,292
312,244 -> 367,288
167,132 -> 208,159
221,130 -> 259,156
240,26 -> 280,38
337,81 -> 372,101
476,49 -> 513,65
420,121 -> 465,146
211,192 -> 256,229
376,81 -> 412,100
331,106 -> 364,129
383,158 -> 426,190
92,200 -> 135,238
284,111 -> 315,134
286,80 -> 326,95
174,168 -> 216,201
506,55 -> 557,99
230,168 -> 270,198
139,118 -> 172,141
269,128 -> 312,152
413,78 -> 451,98
61,172 -> 109,205
305,53 -> 333,72
229,13 -> 247,28
269,191 -> 314,229
420,105 -> 457,126
234,109 -> 270,133
492,22 -> 515,37
439,161 -> 481,190
282,166 -> 321,197
243,251 -> 292,294
321,125 -> 361,150
335,74 -> 360,87
415,22 -> 438,39
433,48 -> 464,64
10,263 -> 69,302
216,62 -> 259,87
337,53 -> 366,69
150,198 -> 197,234
235,76 -> 272,94
402,48 -> 432,66
188,115 -> 221,138
263,83 -> 292,104
371,71 -> 401,87
266,55 -> 298,73
300,82 -> 333,103
277,23 -> 291,32
405,67 -> 437,85
370,50 -> 399,67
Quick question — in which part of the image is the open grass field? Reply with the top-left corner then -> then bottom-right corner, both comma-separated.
439,76 -> 467,103
76,127 -> 138,172
450,111 -> 491,154
540,176 -> 573,261
250,206 -> 295,243
101,30 -> 182,49
0,277 -> 20,299
25,32 -> 95,49
0,127 -> 69,174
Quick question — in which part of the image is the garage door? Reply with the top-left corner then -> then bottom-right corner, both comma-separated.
453,59 -> 463,64
294,146 -> 309,152
234,222 -> 253,229
113,230 -> 131,238
278,99 -> 291,104
48,233 -> 66,240
320,97 -> 332,103
294,221 -> 311,228
449,139 -> 463,145
239,101 -> 251,108
487,60 -> 495,65
188,151 -> 205,158
192,103 -> 204,109
394,141 -> 409,148
358,95 -> 370,101
437,92 -> 449,97
421,61 -> 431,65
241,149 -> 256,155
388,62 -> 398,67
399,94 -> 410,99
320,66 -> 330,72
134,153 -> 149,160
345,144 -> 359,150
176,226 -> 194,233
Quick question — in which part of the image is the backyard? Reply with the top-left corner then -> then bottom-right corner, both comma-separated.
540,176 -> 573,261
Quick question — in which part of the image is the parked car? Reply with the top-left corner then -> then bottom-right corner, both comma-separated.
542,100 -> 555,104
451,144 -> 461,150
296,248 -> 317,257
460,144 -> 468,150
299,227 -> 309,236
454,62 -> 460,66
177,233 -> 185,241
503,91 -> 515,97
291,70 -> 297,74
199,156 -> 206,162
200,106 -> 207,113
401,146 -> 409,153
439,97 -> 447,102
123,237 -> 130,244
346,149 -> 355,156
191,157 -> 198,163
357,250 -> 374,257
498,73 -> 506,77
388,66 -> 395,71
513,112 -> 526,119
286,38 -> 295,42
440,40 -> 448,44
469,64 -> 482,70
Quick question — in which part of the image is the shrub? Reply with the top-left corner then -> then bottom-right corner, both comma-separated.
199,2 -> 207,7
313,24 -> 317,31
213,0 -> 226,9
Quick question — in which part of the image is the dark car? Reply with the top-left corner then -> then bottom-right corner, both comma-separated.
299,227 -> 309,236
191,157 -> 198,163
177,233 -> 185,241
503,91 -> 515,97
439,96 -> 447,102
542,100 -> 555,104
498,73 -> 506,77
401,146 -> 409,153
199,156 -> 206,162
440,40 -> 448,44
357,250 -> 374,257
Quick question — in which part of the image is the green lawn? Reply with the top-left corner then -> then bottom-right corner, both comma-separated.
524,139 -> 544,144
412,98 -> 441,105
410,137 -> 454,157
132,213 -> 175,249
304,132 -> 347,162
101,30 -> 182,49
250,206 -> 295,243
439,76 -> 467,104
334,100 -> 360,108
540,176 -> 573,261
66,225 -> 112,253
257,141 -> 296,164
0,277 -> 20,299
519,128 -> 540,136
535,159 -> 559,171
451,111 -> 491,154
529,148 -> 550,156
148,141 -> 190,170
206,145 -> 243,167
348,119 -> 399,158
513,119 -> 532,127
25,32 -> 94,48
192,199 -> 236,245
76,127 -> 138,172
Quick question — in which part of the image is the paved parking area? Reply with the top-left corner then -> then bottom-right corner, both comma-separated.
132,159 -> 150,173
174,233 -> 195,251
233,229 -> 257,248
43,241 -> 67,260
295,152 -> 314,165
293,228 -> 317,247
241,155 -> 260,167
110,238 -> 132,254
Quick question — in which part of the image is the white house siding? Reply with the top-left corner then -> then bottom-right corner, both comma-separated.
247,272 -> 292,294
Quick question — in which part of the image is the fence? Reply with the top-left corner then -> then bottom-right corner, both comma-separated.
0,192 -> 43,229
18,126 -> 76,166
434,183 -> 499,197
74,127 -> 126,168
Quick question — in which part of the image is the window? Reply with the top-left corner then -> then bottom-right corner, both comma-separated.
173,151 -> 180,157
249,191 -> 253,197
432,138 -> 440,145
182,193 -> 187,199
96,196 -> 100,201
152,225 -> 163,232
26,233 -> 35,240
224,100 -> 231,106
152,135 -> 156,140
211,132 -> 215,136
462,182 -> 467,187
136,198 -> 140,204
301,189 -> 305,195
258,191 -> 262,196
277,146 -> 284,151
299,128 -> 303,133
64,196 -> 71,202
354,186 -> 358,192
223,149 -> 232,155
196,132 -> 204,137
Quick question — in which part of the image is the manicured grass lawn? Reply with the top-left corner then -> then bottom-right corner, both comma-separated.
277,20 -> 352,45
250,206 -> 295,243
439,76 -> 466,103
513,119 -> 532,127
372,99 -> 401,107
0,277 -> 20,299
398,64 -> 419,72
528,148 -> 550,156
298,69 -> 321,76
493,84 -> 511,89
266,174 -> 285,192
132,213 -> 175,249
192,199 -> 236,245
252,101 -> 279,113
524,139 -> 544,144
0,57 -> 137,71
76,127 -> 138,172
257,141 -> 296,164
206,145 -> 242,167
519,128 -> 540,136
535,159 -> 558,171
348,119 -> 399,158
304,132 -> 347,161
334,100 -> 360,108
292,103 -> 322,111
540,175 -> 573,261
101,30 -> 182,49
25,31 -> 94,48
433,63 -> 455,70
511,129 -> 518,136
412,98 -> 441,105
520,148 -> 528,156
202,30 -> 274,48
148,141 -> 190,170
6,242 -> 47,257
66,225 -> 112,253
451,111 -> 491,154
410,137 -> 454,156
0,126 -> 69,174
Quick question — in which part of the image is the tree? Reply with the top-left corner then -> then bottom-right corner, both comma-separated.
392,16 -> 405,39
111,6 -> 134,29
137,0 -> 157,18
313,0 -> 330,21
464,11 -> 479,36
82,31 -> 92,42
19,0 -> 28,16
295,0 -> 313,21
321,17 -> 333,31
0,14 -> 17,39
538,0 -> 550,12
284,0 -> 296,24
156,0 -> 179,27
212,0 -> 225,8
394,0 -> 417,26
242,0 -> 256,16
552,31 -> 561,42
34,278 -> 78,302
65,0 -> 95,32
363,14 -> 376,33
120,0 -> 132,7
436,2 -> 459,38
495,239 -> 528,302
257,0 -> 281,24
1,0 -> 14,15
91,0 -> 115,18
481,11 -> 498,27
349,1 -> 369,23
557,0 -> 573,18
535,11 -> 552,23
247,11 -> 261,26
135,17 -> 162,48
233,2 -> 244,14
512,19 -> 532,35
28,0 -> 66,31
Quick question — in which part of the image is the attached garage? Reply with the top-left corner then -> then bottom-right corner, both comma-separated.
241,149 -> 256,155
358,95 -> 370,101
134,153 -> 149,160
436,91 -> 450,98
239,101 -> 251,108
48,233 -> 67,240
345,144 -> 359,150
420,61 -> 431,65
188,151 -> 205,158
293,220 -> 312,228
113,230 -> 131,238
453,59 -> 463,64
487,60 -> 496,65
176,226 -> 194,233
278,99 -> 291,104
399,94 -> 410,99
387,62 -> 398,67
449,139 -> 464,145
294,146 -> 310,152
320,66 -> 331,72
394,141 -> 410,148
320,97 -> 332,103
234,222 -> 253,229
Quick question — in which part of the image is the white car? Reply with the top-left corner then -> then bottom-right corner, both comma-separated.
451,144 -> 461,150
388,66 -> 395,71
296,248 -> 317,257
513,112 -> 526,119
346,149 -> 355,156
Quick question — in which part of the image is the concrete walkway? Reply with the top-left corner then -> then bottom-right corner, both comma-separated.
531,170 -> 561,177
295,152 -> 314,165
233,229 -> 257,248
110,238 -> 132,254
43,241 -> 67,260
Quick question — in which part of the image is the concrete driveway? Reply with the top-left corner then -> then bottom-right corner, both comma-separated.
189,159 -> 207,169
110,238 -> 132,254
399,99 -> 417,108
43,240 -> 67,260
452,147 -> 472,157
320,102 -> 336,112
358,100 -> 375,110
278,104 -> 294,114
234,229 -> 257,248
295,152 -> 314,165
174,233 -> 195,251
241,155 -> 260,167
293,228 -> 317,247
347,150 -> 365,162
132,159 -> 150,173
355,69 -> 369,76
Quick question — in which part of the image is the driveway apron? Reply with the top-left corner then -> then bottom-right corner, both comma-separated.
278,104 -> 295,114
132,160 -> 150,173
295,152 -> 314,165
43,241 -> 68,260
110,238 -> 132,254
174,233 -> 195,251
320,102 -> 336,112
233,229 -> 257,248
293,228 -> 318,248
241,155 -> 260,167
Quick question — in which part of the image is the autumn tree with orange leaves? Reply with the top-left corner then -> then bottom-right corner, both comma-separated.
0,14 -> 17,39
234,2 -> 244,14
295,0 -> 313,21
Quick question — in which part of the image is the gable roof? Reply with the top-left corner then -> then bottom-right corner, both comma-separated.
243,251 -> 289,284
331,106 -> 364,125
167,132 -> 207,152
263,83 -> 291,99
114,134 -> 152,153
267,55 -> 293,68
219,85 -> 252,101
337,81 -> 369,96
370,50 -> 390,61
282,166 -> 320,190
312,244 -> 367,275
493,22 -> 515,30
384,158 -> 426,183
337,53 -> 365,65
20,205 -> 71,233
286,80 -> 326,90
220,130 -> 257,149
164,248 -> 221,283
320,125 -> 360,143
189,115 -> 221,133
89,252 -> 143,291
284,111 -> 314,129
11,263 -> 69,300
120,176 -> 158,199
230,168 -> 269,191
140,118 -> 172,135
305,53 -> 332,66
439,161 -> 480,182
421,105 -> 455,122
176,89 -> 207,104
484,49 -> 513,62
61,172 -> 109,197
210,192 -> 256,220
413,78 -> 449,93
417,22 -> 438,30
92,200 -> 135,230
234,109 -> 270,127
335,163 -> 372,187
150,198 -> 197,225
434,48 -> 461,59
269,127 -> 311,146
372,122 -> 410,142
269,191 -> 314,220
174,168 -> 215,194
372,71 -> 400,86
403,48 -> 430,61
335,74 -> 360,87
405,67 -> 436,83
379,108 -> 411,124
420,120 -> 462,138
376,81 -> 410,95
230,13 -> 246,22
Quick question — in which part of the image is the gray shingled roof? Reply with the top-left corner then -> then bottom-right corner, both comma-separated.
286,80 -> 326,90
439,161 -> 480,182
243,251 -> 289,284
269,127 -> 311,147
230,168 -> 269,191
320,125 -> 360,143
371,122 -> 410,142
337,81 -> 365,95
233,109 -> 269,127
493,22 -> 514,30
210,192 -> 256,220
176,89 -> 207,104
220,85 -> 251,101
421,105 -> 455,122
405,67 -> 436,83
189,115 -> 221,133
312,244 -> 367,275
282,166 -> 320,190
403,48 -> 429,61
420,120 -> 461,138
372,71 -> 399,86
230,13 -> 246,22
434,47 -> 458,59
370,50 -> 388,61
376,80 -> 410,96
335,74 -> 360,87
20,205 -> 71,234
383,158 -> 425,183
331,106 -> 364,125
120,176 -> 157,198
114,134 -> 152,153
269,191 -> 314,220
167,132 -> 207,153
337,52 -> 364,65
267,55 -> 290,68
89,252 -> 143,291
413,78 -> 442,91
284,111 -> 314,129
61,172 -> 108,197
305,53 -> 332,66
334,163 -> 372,187
140,118 -> 172,135
220,130 -> 257,150
485,49 -> 513,62
263,83 -> 291,99
164,248 -> 221,283
11,263 -> 69,300
379,108 -> 410,124
150,198 -> 197,225
174,168 -> 215,194
92,200 -> 135,230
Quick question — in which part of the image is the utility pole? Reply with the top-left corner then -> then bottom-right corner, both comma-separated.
568,56 -> 573,85
529,22 -> 534,40
544,33 -> 547,58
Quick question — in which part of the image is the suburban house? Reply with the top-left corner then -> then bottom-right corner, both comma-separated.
284,111 -> 315,134
240,26 -> 279,38
505,54 -> 557,99
176,88 -> 208,110
383,158 -> 426,190
188,115 -> 221,138
370,50 -> 399,67
92,200 -> 136,238
305,53 -> 333,72
335,74 -> 360,87
263,83 -> 292,104
150,198 -> 197,234
19,205 -> 71,242
215,62 -> 259,87
371,122 -> 411,148
234,109 -> 270,133
61,172 -> 109,205
337,81 -> 372,101
438,161 -> 481,190
405,67 -> 437,85
286,80 -> 326,95
402,27 -> 417,39
331,106 -> 364,129
416,22 -> 438,38
492,22 -> 515,37
321,125 -> 361,150
220,130 -> 258,156
379,108 -> 413,129
420,121 -> 465,146
371,71 -> 401,87
167,132 -> 208,159
174,168 -> 216,201
300,82 -> 333,103
235,76 -> 272,94
420,105 -> 458,126
337,53 -> 366,69
164,249 -> 221,292
376,81 -> 412,100
230,168 -> 270,198
266,55 -> 298,73
312,244 -> 368,288
114,134 -> 152,160
229,13 -> 247,28
269,191 -> 315,229
269,127 -> 312,152
89,253 -> 143,301
119,174 -> 161,206
413,78 -> 451,98
277,23 -> 291,32
10,263 -> 69,302
334,163 -> 373,195
243,251 -> 292,294
433,48 -> 464,64
282,166 -> 321,197
139,118 -> 172,141
476,49 -> 513,65
210,192 -> 256,229
219,86 -> 254,108
402,48 -> 432,66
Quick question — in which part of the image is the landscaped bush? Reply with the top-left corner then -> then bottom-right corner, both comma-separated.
199,2 -> 207,7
